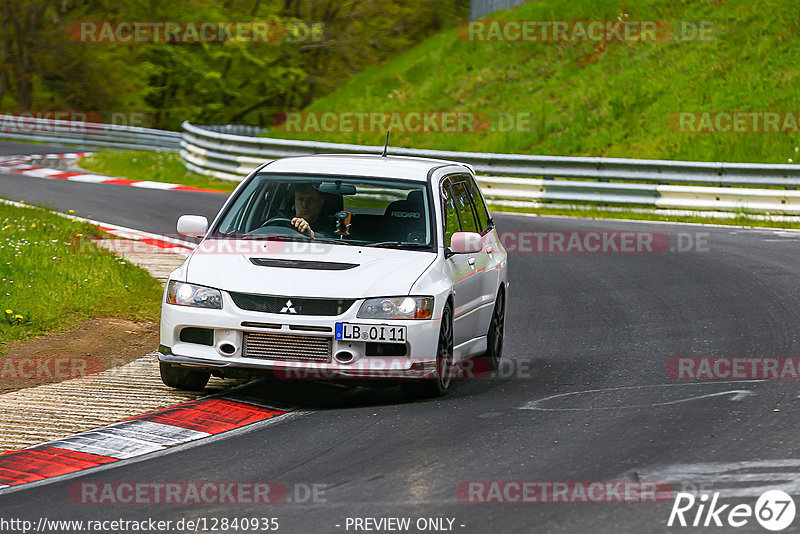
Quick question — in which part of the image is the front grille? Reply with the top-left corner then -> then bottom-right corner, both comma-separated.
230,292 -> 355,316
243,332 -> 332,363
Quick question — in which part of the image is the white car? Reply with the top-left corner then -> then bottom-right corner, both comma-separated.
158,154 -> 508,396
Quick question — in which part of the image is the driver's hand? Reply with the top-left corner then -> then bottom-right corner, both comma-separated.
291,217 -> 314,238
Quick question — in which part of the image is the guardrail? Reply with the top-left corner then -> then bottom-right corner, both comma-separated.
4,114 -> 796,215
470,0 -> 529,19
181,121 -> 800,214
0,114 -> 181,151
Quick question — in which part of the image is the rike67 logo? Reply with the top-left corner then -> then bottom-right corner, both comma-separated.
668,490 -> 796,531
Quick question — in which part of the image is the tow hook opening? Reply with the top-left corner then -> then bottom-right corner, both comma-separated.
218,342 -> 237,356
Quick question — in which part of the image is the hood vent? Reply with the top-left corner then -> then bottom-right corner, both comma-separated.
249,258 -> 358,271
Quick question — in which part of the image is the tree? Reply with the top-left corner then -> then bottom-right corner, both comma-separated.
0,0 -> 467,127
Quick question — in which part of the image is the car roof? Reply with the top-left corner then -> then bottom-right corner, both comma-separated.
259,154 -> 472,182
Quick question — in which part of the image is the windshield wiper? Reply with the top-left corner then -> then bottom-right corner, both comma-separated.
311,237 -> 349,244
363,241 -> 430,249
241,234 -> 312,242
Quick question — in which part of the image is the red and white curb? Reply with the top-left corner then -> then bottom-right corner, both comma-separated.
0,152 -> 226,194
93,222 -> 195,256
0,198 -> 278,489
0,197 -> 196,255
0,397 -> 285,488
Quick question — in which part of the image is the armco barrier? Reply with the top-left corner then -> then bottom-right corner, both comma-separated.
180,121 -> 800,214
181,121 -> 800,188
0,114 -> 181,151
2,113 -> 798,214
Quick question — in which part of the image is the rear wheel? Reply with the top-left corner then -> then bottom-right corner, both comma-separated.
402,303 -> 454,398
159,362 -> 210,391
481,289 -> 505,370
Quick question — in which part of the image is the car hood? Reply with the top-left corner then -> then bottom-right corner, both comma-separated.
184,239 -> 437,299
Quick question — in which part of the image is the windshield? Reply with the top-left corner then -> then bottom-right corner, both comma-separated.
212,173 -> 434,249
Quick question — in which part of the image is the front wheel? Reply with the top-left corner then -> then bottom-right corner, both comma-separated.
160,362 -> 210,391
402,303 -> 454,398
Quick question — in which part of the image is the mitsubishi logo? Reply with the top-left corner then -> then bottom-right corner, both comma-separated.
280,300 -> 297,314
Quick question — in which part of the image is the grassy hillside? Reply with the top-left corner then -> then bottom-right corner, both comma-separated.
266,0 -> 800,164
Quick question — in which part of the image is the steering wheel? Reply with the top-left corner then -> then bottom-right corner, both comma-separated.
259,217 -> 310,236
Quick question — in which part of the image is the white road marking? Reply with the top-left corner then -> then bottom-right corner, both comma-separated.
33,420 -> 211,459
0,152 -> 220,193
637,459 -> 800,499
130,181 -> 180,190
15,168 -> 64,178
101,420 -> 210,445
519,381 -> 760,411
39,433 -> 165,459
2,164 -> 38,171
65,174 -> 113,183
0,410 -> 310,497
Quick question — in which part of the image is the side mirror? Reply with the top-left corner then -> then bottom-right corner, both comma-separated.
449,231 -> 483,254
177,215 -> 208,238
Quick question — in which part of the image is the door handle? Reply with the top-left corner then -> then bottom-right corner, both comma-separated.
468,257 -> 476,266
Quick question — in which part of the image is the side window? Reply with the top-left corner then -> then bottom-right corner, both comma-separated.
451,181 -> 479,234
464,176 -> 490,232
442,181 -> 461,247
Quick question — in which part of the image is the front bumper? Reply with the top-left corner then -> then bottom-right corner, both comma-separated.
159,293 -> 441,380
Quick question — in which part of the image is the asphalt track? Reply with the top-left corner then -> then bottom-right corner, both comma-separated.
3,141 -> 800,533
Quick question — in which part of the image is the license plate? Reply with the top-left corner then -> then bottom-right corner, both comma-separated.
335,323 -> 406,343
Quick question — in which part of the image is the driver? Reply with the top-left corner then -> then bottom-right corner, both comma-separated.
291,183 -> 334,238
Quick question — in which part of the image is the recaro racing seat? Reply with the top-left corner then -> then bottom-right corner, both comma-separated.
383,190 -> 425,243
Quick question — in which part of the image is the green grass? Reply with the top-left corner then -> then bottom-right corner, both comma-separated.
263,0 -> 800,164
76,0 -> 800,229
80,151 -> 238,193
0,201 -> 163,349
494,204 -> 800,229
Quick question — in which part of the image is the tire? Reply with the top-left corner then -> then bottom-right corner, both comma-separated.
402,303 -> 454,398
159,362 -> 210,391
481,289 -> 505,371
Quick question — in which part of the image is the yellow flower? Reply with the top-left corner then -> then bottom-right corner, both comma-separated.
76,233 -> 82,237
68,209 -> 75,213
4,309 -> 11,314
14,314 -> 22,319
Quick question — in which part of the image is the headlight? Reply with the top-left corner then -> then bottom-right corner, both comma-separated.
166,281 -> 222,309
357,296 -> 433,319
